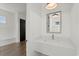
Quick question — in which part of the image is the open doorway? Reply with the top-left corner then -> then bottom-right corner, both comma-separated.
20,19 -> 26,42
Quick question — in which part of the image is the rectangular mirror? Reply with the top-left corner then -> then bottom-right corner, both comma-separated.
47,11 -> 62,33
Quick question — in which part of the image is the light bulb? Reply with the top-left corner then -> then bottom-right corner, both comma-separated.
45,3 -> 57,10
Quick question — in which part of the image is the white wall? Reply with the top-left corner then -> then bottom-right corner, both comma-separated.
40,3 -> 74,39
0,3 -> 26,46
0,9 -> 15,40
41,9 -> 71,38
18,12 -> 26,20
71,4 -> 79,55
26,4 -> 42,55
0,4 -> 21,46
0,8 -> 17,46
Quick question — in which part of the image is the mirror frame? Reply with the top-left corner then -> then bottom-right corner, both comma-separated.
46,11 -> 62,33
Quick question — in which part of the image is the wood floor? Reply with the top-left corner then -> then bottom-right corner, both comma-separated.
0,41 -> 26,56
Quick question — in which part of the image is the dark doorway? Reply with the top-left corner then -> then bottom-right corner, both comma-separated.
20,19 -> 26,42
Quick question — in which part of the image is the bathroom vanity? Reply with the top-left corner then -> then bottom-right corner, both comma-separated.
32,36 -> 76,56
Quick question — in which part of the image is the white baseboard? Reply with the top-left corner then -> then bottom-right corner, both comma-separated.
0,38 -> 17,47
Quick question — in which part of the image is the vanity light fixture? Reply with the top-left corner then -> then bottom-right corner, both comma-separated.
45,3 -> 57,10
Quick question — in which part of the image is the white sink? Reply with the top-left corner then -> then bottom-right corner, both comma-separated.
32,36 -> 76,56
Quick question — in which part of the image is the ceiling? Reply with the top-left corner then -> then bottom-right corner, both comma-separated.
33,3 -> 74,12
0,3 -> 26,13
0,3 -> 73,13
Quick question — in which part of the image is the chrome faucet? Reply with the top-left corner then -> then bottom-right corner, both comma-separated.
52,34 -> 54,39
